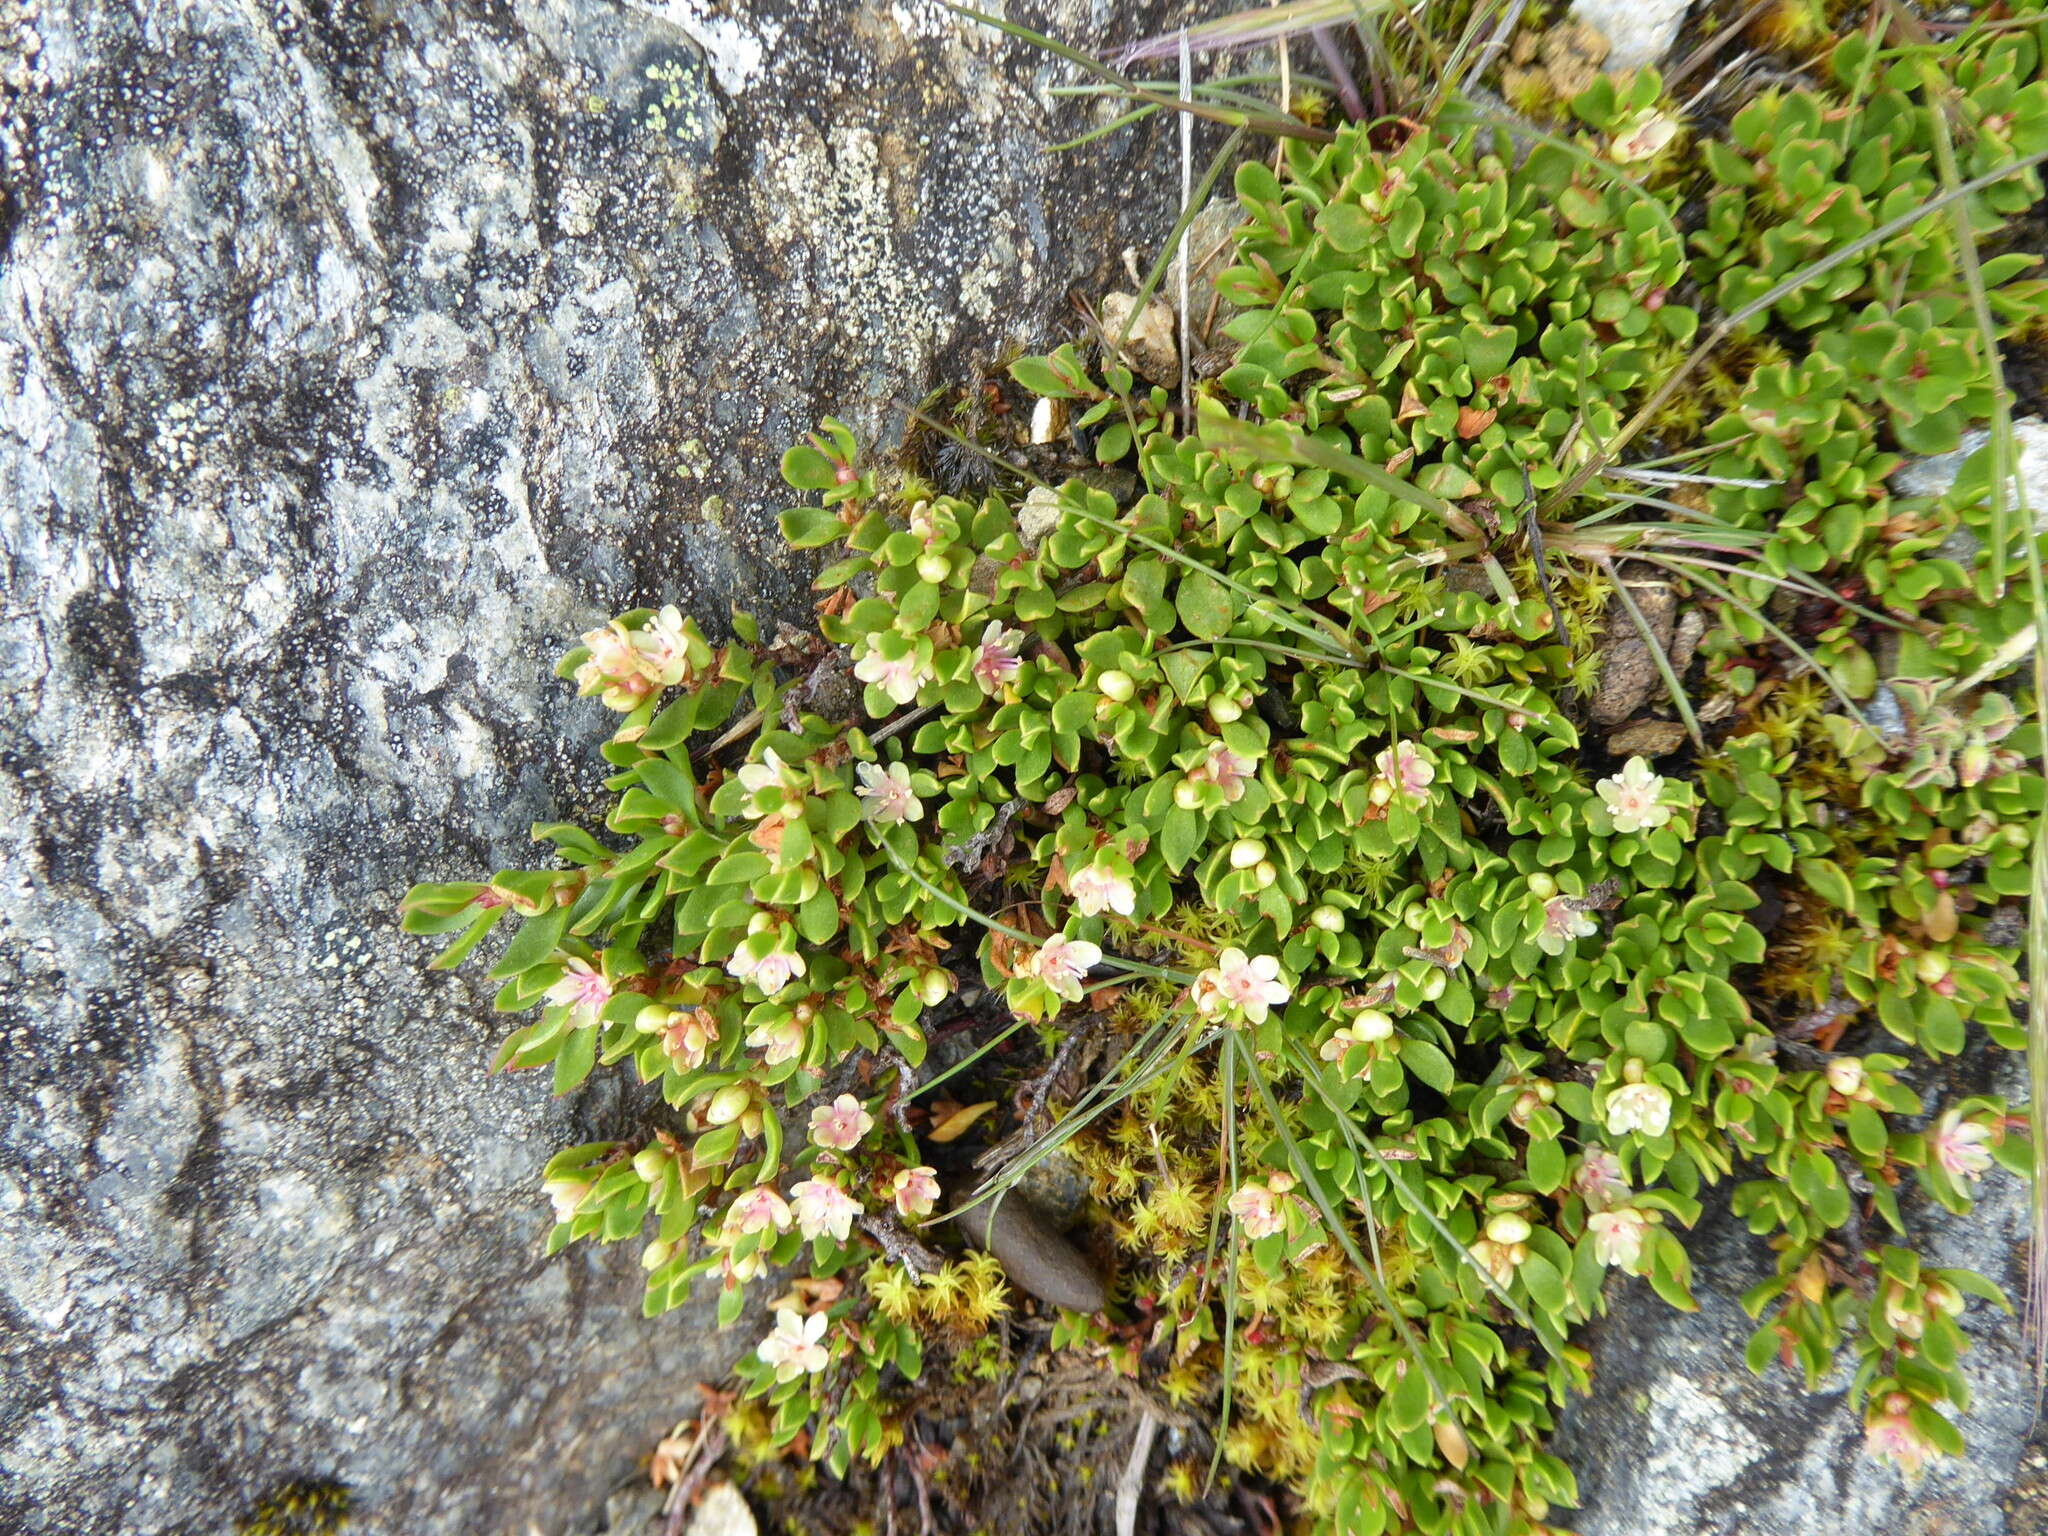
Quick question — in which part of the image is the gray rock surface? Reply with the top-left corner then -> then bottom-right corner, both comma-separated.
0,1 -> 1186,1532
1569,0 -> 1692,72
1557,1051 -> 2038,1535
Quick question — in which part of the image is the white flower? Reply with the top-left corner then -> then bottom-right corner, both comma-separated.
727,941 -> 807,997
576,622 -> 655,711
808,1093 -> 875,1152
790,1176 -> 862,1242
1587,1207 -> 1650,1270
1068,861 -> 1136,918
544,958 -> 611,1028
736,748 -> 793,808
1018,933 -> 1101,1004
1604,1082 -> 1673,1139
853,637 -> 930,706
855,760 -> 922,825
1596,757 -> 1673,835
544,1177 -> 591,1224
1537,897 -> 1598,957
1191,948 -> 1291,1026
1187,742 -> 1255,803
1611,110 -> 1678,165
630,605 -> 698,687
746,1015 -> 805,1065
756,1308 -> 831,1382
892,1166 -> 940,1220
1928,1109 -> 1995,1183
1573,1146 -> 1631,1213
1228,1181 -> 1287,1240
1373,740 -> 1435,802
971,620 -> 1024,695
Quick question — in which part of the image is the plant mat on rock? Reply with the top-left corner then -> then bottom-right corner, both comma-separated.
414,5 -> 2048,1536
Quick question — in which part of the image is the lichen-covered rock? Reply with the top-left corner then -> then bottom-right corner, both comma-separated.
0,2 -> 1185,1532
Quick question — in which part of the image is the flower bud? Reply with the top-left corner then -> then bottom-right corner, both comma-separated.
1353,1008 -> 1395,1041
636,1003 -> 674,1034
706,1084 -> 753,1126
1253,860 -> 1278,889
633,1145 -> 670,1182
641,1239 -> 674,1270
1509,1090 -> 1542,1127
747,911 -> 776,936
1527,872 -> 1557,899
1208,694 -> 1243,725
1403,903 -> 1428,932
1230,838 -> 1266,869
1420,969 -> 1447,1001
1825,1057 -> 1864,1097
1368,779 -> 1394,807
916,552 -> 951,585
1098,669 -> 1135,703
1173,778 -> 1202,810
1485,1212 -> 1533,1245
1915,950 -> 1950,984
1621,1057 -> 1647,1085
917,968 -> 954,1007
1310,904 -> 1346,933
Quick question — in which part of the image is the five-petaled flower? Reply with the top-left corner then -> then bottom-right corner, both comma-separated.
757,1308 -> 831,1382
746,1015 -> 805,1066
855,760 -> 922,825
545,958 -> 612,1028
661,1008 -> 718,1070
809,1093 -> 875,1152
1927,1109 -> 1994,1183
1374,741 -> 1435,802
726,1184 -> 793,1236
630,605 -> 698,687
736,748 -> 794,814
1605,1081 -> 1673,1139
1192,948 -> 1291,1026
1587,1207 -> 1650,1270
790,1176 -> 862,1242
971,621 -> 1024,695
727,941 -> 807,997
853,636 -> 931,706
1864,1393 -> 1937,1482
1537,896 -> 1598,956
892,1165 -> 941,1221
575,621 -> 655,711
1068,861 -> 1137,919
1597,757 -> 1673,835
1228,1180 -> 1288,1240
1573,1146 -> 1630,1212
1019,933 -> 1101,1005
1189,742 -> 1255,802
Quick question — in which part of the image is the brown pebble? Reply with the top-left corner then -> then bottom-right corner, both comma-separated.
951,1190 -> 1106,1313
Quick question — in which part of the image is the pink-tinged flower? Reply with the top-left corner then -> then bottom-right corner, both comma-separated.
630,605 -> 699,687
576,622 -> 656,710
661,1008 -> 718,1070
1597,757 -> 1673,835
971,620 -> 1024,695
809,1093 -> 875,1152
853,637 -> 931,706
1229,1180 -> 1287,1240
1188,742 -> 1255,803
746,1015 -> 805,1066
1864,1393 -> 1936,1482
791,1176 -> 862,1242
1928,1109 -> 1994,1183
1605,1082 -> 1673,1139
757,1308 -> 831,1382
544,1177 -> 591,1224
892,1165 -> 940,1220
855,760 -> 922,825
1068,861 -> 1136,919
545,958 -> 612,1027
1191,948 -> 1291,1026
726,942 -> 807,997
1373,740 -> 1435,802
726,1184 -> 793,1236
1587,1207 -> 1650,1270
1573,1146 -> 1631,1213
1018,933 -> 1101,1005
1537,897 -> 1598,957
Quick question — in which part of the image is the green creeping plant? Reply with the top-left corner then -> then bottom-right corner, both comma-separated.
405,19 -> 2047,1533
